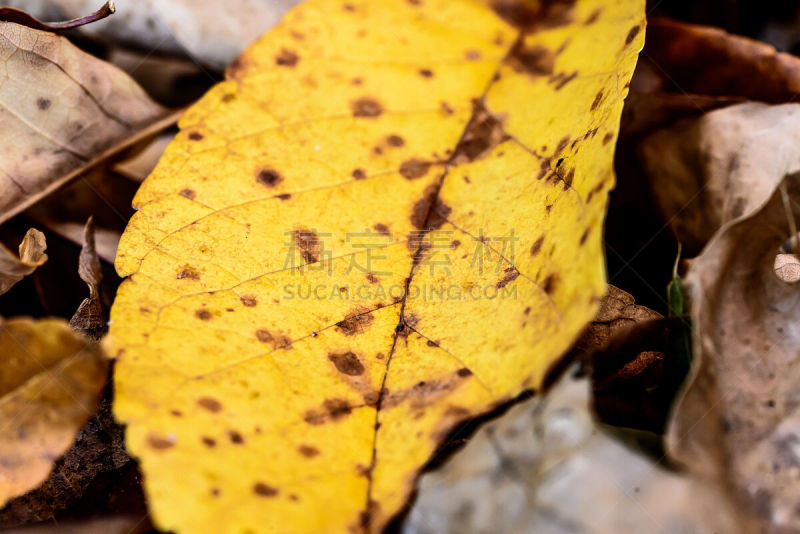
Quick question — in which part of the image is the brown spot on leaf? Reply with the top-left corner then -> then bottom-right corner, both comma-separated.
188,131 -> 204,141
197,397 -> 223,413
387,134 -> 405,147
507,43 -> 554,76
253,482 -> 279,497
277,193 -> 292,200
352,168 -> 366,180
550,70 -> 578,90
201,436 -> 216,447
240,295 -> 258,307
426,339 -> 439,347
419,68 -> 434,78
579,228 -> 590,245
457,368 -> 472,377
298,444 -> 319,458
373,223 -> 390,234
465,49 -> 481,60
585,8 -> 602,24
491,0 -> 576,31
336,312 -> 374,336
399,158 -> 431,180
602,132 -> 614,146
530,235 -> 544,256
410,184 -> 450,230
195,309 -> 212,321
294,228 -> 322,263
625,25 -> 641,45
328,351 -> 365,376
179,188 -> 196,200
276,48 -> 299,66
496,267 -> 520,288
351,97 -> 383,117
366,273 -> 378,284
148,434 -> 175,449
453,103 -> 509,163
228,430 -> 245,444
590,90 -> 603,111
256,168 -> 282,187
543,273 -> 558,294
440,101 -> 454,115
177,265 -> 200,280
36,98 -> 51,110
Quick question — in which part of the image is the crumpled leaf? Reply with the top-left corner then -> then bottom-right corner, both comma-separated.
4,0 -> 302,70
639,102 -> 800,251
404,364 -> 742,534
0,317 -> 108,507
0,19 -> 168,225
0,229 -> 47,296
108,0 -> 645,532
70,217 -> 106,339
668,169 -> 800,533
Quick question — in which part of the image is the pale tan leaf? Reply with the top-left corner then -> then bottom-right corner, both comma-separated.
0,229 -> 47,296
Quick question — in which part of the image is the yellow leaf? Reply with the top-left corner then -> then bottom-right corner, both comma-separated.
108,1 -> 644,532
0,317 -> 108,506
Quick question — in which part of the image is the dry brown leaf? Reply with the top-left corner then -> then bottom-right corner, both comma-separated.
69,217 -> 105,339
0,317 -> 108,507
0,19 -> 169,225
668,172 -> 800,534
4,0 -> 302,70
405,364 -> 742,534
642,18 -> 800,103
639,102 -> 800,251
0,229 -> 47,296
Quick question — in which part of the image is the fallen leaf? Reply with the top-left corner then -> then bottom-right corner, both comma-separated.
639,102 -> 800,251
70,217 -> 106,339
404,364 -> 742,534
667,168 -> 800,533
0,317 -> 108,507
0,393 -> 139,528
642,18 -> 800,103
0,229 -> 47,296
0,19 -> 169,225
3,0 -> 302,70
108,1 -> 645,532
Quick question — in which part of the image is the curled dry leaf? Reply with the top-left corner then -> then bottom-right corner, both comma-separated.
639,102 -> 800,251
0,19 -> 168,225
0,229 -> 47,296
107,0 -> 645,532
69,217 -> 106,339
668,173 -> 800,534
0,317 -> 108,507
0,1 -> 115,33
3,0 -> 302,70
404,365 -> 742,534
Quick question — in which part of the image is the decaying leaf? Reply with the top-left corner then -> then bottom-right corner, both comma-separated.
3,0 -> 302,70
405,365 -> 742,534
0,317 -> 108,507
69,217 -> 105,339
639,102 -> 800,251
668,170 -> 800,533
0,19 -> 168,225
0,229 -> 47,296
108,1 -> 645,532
